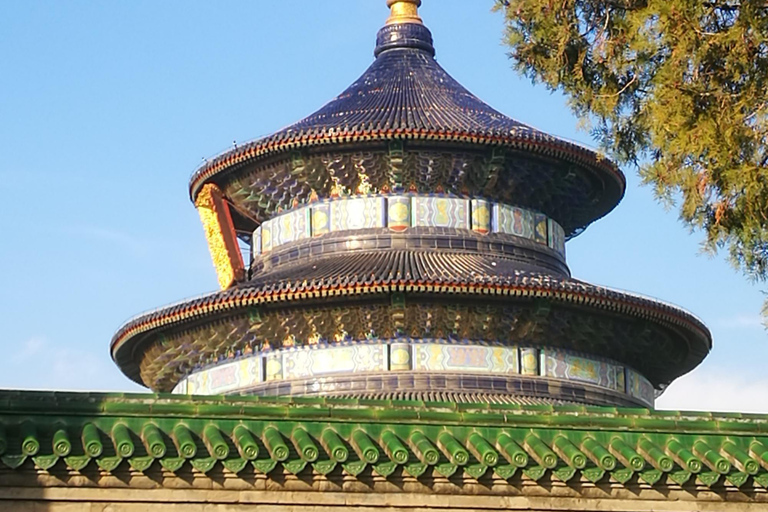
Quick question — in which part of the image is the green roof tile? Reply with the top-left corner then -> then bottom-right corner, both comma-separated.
351,428 -> 379,464
410,431 -> 439,465
142,423 -> 166,458
3,390 -> 768,491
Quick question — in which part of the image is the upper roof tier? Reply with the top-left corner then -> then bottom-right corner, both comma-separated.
189,1 -> 626,237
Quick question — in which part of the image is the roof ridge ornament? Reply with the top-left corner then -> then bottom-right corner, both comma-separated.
386,0 -> 423,25
375,0 -> 434,57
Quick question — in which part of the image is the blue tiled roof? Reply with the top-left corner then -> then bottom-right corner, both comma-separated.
284,23 -> 535,137
189,22 -> 624,203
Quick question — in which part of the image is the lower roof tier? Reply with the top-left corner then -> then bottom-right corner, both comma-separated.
111,263 -> 711,398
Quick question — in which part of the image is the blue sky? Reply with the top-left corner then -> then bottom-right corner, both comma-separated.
1,1 -> 765,412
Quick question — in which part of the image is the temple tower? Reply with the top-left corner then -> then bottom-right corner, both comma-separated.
111,0 -> 710,408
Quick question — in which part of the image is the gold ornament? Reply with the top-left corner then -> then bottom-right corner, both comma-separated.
195,183 -> 245,289
386,0 -> 422,25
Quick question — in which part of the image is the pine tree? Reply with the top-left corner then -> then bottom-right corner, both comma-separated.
496,0 -> 768,325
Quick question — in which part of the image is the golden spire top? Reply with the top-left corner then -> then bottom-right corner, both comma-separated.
386,0 -> 423,25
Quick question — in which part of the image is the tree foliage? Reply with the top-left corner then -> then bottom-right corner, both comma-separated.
495,0 -> 768,324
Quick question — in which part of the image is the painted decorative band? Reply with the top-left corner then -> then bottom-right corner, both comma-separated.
253,195 -> 566,258
172,341 -> 653,406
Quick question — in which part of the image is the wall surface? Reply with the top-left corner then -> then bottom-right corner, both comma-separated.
2,468 -> 768,512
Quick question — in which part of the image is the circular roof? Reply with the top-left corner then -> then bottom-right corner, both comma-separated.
111,250 -> 711,391
189,15 -> 625,230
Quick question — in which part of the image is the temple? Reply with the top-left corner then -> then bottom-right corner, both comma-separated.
2,2 -> 768,510
113,0 -> 707,407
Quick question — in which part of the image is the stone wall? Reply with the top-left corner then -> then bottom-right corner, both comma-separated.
2,467 -> 767,512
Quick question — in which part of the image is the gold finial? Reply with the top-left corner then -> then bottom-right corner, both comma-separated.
386,0 -> 422,25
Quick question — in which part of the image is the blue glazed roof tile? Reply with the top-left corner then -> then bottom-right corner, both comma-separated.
189,21 -> 624,201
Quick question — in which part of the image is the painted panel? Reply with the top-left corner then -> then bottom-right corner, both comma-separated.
471,199 -> 492,235
173,341 -> 643,401
493,204 -> 534,239
548,219 -> 565,257
172,379 -> 187,394
282,344 -> 388,380
311,203 -> 331,237
389,343 -> 412,371
541,348 -> 621,390
387,196 -> 411,232
534,213 -> 548,244
330,197 -> 386,232
616,367 -> 626,393
253,197 -> 563,257
520,347 -> 538,376
413,344 -> 517,373
627,369 -> 655,406
265,353 -> 282,381
184,357 -> 262,395
260,219 -> 274,253
252,227 -> 262,255
271,208 -> 310,246
412,197 -> 470,229
282,349 -> 313,380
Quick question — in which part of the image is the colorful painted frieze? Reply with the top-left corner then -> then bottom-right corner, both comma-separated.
310,202 -> 331,236
541,348 -> 621,391
282,349 -> 313,380
182,357 -> 262,395
534,213 -> 548,244
172,379 -> 187,394
412,197 -> 470,229
265,353 -> 283,381
520,347 -> 539,375
271,208 -> 310,246
471,199 -> 492,234
389,343 -> 412,371
627,368 -> 655,406
387,196 -> 411,232
281,344 -> 388,380
616,367 -> 626,393
252,226 -> 262,255
330,196 -> 386,231
260,219 -> 274,253
493,204 -> 534,239
413,343 -> 517,374
252,196 -> 567,256
172,341 -> 647,403
548,219 -> 565,257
